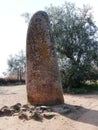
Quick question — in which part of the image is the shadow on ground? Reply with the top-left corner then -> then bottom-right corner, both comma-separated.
56,103 -> 98,127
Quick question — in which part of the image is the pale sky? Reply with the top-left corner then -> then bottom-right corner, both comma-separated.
0,0 -> 98,77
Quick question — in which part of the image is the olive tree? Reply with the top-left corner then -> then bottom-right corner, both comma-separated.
7,50 -> 26,80
46,2 -> 98,91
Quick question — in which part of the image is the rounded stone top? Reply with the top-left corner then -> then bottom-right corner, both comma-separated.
33,11 -> 49,18
29,11 -> 50,25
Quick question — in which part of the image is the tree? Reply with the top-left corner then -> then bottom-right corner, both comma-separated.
46,2 -> 98,91
7,50 -> 26,80
21,13 -> 31,23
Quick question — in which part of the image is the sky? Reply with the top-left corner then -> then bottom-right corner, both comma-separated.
0,0 -> 98,77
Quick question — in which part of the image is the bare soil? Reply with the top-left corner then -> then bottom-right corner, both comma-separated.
0,85 -> 98,130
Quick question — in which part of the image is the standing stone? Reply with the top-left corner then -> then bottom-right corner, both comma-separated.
26,11 -> 64,105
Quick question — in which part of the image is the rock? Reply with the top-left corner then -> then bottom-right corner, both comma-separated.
40,106 -> 49,110
26,11 -> 64,105
0,106 -> 13,116
3,109 -> 13,116
22,104 -> 29,109
42,113 -> 55,119
21,108 -> 27,112
10,103 -> 21,112
1,106 -> 9,111
22,104 -> 35,112
40,106 -> 52,112
30,112 -> 42,121
28,105 -> 35,111
18,113 -> 29,120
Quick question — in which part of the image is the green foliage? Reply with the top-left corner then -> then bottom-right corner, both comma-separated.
70,83 -> 98,94
46,2 -> 98,91
7,50 -> 26,80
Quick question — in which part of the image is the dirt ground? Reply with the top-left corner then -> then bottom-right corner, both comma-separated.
0,85 -> 98,130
